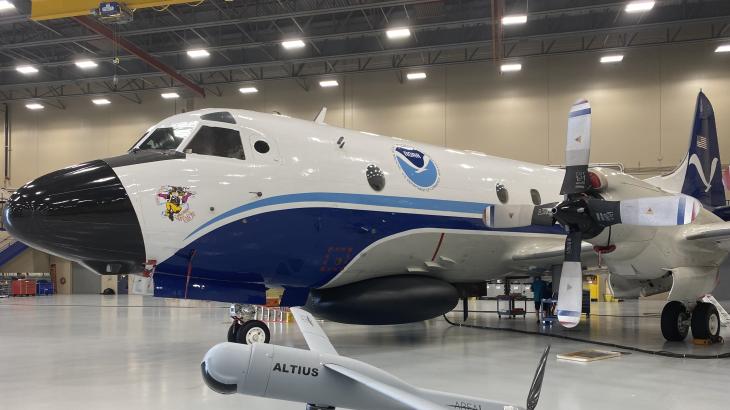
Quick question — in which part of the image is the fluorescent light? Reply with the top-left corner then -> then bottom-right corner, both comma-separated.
282,39 -> 306,49
406,72 -> 427,80
715,45 -> 730,53
319,80 -> 339,88
92,98 -> 111,105
239,87 -> 258,94
625,1 -> 655,13
25,103 -> 44,110
500,63 -> 522,72
502,14 -> 527,25
75,60 -> 98,69
187,49 -> 210,58
600,54 -> 624,63
161,92 -> 180,99
386,28 -> 411,39
0,1 -> 15,11
16,65 -> 38,74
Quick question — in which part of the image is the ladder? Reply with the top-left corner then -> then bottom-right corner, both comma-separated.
702,294 -> 730,327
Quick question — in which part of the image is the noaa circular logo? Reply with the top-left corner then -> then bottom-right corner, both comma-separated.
393,146 -> 439,190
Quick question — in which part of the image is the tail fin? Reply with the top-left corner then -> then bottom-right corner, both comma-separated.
681,91 -> 725,207
646,91 -> 725,208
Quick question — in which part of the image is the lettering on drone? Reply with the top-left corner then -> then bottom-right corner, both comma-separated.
272,363 -> 319,377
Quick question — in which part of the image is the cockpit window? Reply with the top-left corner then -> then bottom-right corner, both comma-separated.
135,121 -> 198,151
137,127 -> 185,150
185,126 -> 245,160
201,111 -> 236,124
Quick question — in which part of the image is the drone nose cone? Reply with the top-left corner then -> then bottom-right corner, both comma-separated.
3,160 -> 145,274
201,343 -> 250,394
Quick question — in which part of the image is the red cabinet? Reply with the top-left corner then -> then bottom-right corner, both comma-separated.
11,279 -> 37,296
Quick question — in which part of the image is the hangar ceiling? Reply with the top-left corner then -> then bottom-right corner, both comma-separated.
0,0 -> 729,105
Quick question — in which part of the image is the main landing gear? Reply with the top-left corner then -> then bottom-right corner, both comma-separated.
661,300 -> 721,342
227,304 -> 271,344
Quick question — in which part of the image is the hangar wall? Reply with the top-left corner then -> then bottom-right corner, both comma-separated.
3,41 -> 730,189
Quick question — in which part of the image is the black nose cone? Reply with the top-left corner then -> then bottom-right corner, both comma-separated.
3,160 -> 145,274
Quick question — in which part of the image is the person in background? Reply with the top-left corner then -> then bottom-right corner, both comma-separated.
531,276 -> 546,322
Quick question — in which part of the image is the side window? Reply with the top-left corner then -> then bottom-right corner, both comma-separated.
530,189 -> 542,205
254,140 -> 270,154
186,126 -> 245,160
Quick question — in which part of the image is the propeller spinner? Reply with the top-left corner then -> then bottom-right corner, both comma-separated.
485,99 -> 700,328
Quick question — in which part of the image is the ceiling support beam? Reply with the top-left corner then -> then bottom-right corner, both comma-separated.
72,15 -> 205,97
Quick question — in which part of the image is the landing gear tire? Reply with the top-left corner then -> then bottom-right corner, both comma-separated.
235,320 -> 271,344
691,302 -> 721,340
661,301 -> 690,341
227,323 -> 240,342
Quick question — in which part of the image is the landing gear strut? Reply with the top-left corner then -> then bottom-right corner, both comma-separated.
228,304 -> 271,344
661,301 -> 721,342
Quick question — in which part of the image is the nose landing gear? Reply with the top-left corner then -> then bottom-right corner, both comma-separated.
661,300 -> 722,343
227,304 -> 271,344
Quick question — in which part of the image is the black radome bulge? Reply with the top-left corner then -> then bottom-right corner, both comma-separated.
2,160 -> 145,275
366,164 -> 385,191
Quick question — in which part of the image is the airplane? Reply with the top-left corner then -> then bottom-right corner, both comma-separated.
2,92 -> 728,343
201,306 -> 551,410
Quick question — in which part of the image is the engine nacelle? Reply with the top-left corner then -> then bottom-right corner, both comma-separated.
608,274 -> 673,299
305,275 -> 459,325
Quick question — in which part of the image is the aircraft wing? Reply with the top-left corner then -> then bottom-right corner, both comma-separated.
511,241 -> 597,266
290,307 -> 338,355
324,363 -> 443,410
684,222 -> 730,249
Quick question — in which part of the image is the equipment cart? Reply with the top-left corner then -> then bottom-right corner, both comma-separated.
497,294 -> 527,319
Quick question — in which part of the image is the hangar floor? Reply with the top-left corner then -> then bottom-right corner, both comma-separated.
0,295 -> 728,410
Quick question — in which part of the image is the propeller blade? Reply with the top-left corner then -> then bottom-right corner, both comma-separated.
619,195 -> 699,226
560,99 -> 592,195
526,345 -> 551,410
484,203 -> 558,229
532,202 -> 558,226
556,231 -> 583,328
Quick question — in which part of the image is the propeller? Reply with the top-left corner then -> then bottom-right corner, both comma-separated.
526,345 -> 550,410
485,99 -> 701,328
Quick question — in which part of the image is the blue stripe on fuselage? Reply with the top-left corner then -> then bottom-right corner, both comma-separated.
186,192 -> 496,240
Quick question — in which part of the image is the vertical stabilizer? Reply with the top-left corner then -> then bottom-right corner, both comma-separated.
681,91 -> 725,207
646,91 -> 725,208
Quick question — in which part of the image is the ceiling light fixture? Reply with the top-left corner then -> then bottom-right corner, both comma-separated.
600,54 -> 624,63
0,1 -> 16,11
386,28 -> 411,39
161,92 -> 180,99
92,98 -> 111,105
715,45 -> 730,53
16,65 -> 39,74
500,63 -> 522,72
187,49 -> 210,58
502,14 -> 528,25
406,72 -> 427,80
319,80 -> 339,88
625,1 -> 655,13
281,39 -> 306,49
75,60 -> 98,69
26,103 -> 44,110
239,87 -> 259,94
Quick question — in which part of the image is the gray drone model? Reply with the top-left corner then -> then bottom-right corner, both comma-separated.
201,307 -> 550,410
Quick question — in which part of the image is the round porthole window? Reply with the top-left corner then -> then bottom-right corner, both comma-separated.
496,183 -> 509,204
366,164 -> 385,191
254,140 -> 270,154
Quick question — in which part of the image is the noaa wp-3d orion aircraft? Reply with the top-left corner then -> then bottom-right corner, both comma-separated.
3,92 -> 728,342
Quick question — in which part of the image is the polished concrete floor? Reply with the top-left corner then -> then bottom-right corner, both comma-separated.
1,295 -> 729,410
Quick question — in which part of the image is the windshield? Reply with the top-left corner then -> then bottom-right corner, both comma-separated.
135,121 -> 198,151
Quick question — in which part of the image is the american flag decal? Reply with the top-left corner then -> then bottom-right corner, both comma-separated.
697,135 -> 708,150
